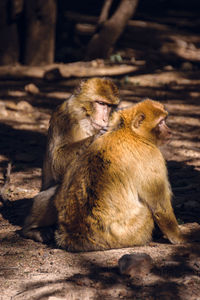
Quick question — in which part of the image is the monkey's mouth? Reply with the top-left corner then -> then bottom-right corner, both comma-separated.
165,132 -> 172,143
163,139 -> 171,146
159,136 -> 171,146
91,119 -> 106,130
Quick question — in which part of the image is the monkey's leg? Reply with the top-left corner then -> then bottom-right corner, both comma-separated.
21,186 -> 58,243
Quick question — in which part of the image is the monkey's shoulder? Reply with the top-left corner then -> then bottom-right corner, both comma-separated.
91,128 -> 163,158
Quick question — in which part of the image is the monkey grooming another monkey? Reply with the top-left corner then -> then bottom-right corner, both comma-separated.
54,99 -> 186,252
42,77 -> 120,190
21,77 -> 120,242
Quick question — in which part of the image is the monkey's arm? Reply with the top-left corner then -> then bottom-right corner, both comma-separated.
145,189 -> 186,244
42,135 -> 97,190
151,197 -> 185,244
59,128 -> 106,156
53,132 -> 106,182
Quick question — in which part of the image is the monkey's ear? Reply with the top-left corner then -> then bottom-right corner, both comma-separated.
74,80 -> 86,95
133,113 -> 145,128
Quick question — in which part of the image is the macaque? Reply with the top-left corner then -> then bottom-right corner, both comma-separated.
54,99 -> 186,252
21,77 -> 120,242
42,77 -> 120,190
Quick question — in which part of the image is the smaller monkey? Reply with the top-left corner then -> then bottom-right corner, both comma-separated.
54,99 -> 186,252
42,77 -> 120,190
21,77 -> 120,242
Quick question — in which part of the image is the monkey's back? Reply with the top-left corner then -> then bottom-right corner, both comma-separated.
54,128 -> 167,251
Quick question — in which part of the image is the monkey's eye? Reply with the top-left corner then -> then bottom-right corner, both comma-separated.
158,119 -> 166,127
96,101 -> 105,105
108,103 -> 117,108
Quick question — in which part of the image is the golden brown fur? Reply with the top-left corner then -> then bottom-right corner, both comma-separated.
42,77 -> 120,190
21,77 -> 120,242
54,99 -> 185,252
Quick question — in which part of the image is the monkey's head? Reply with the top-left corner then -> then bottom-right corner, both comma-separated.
75,78 -> 120,129
121,99 -> 172,146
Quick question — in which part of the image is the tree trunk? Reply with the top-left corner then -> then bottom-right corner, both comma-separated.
85,0 -> 139,60
23,0 -> 56,65
0,0 -> 20,65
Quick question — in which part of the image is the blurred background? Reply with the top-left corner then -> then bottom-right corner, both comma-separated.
0,0 -> 199,66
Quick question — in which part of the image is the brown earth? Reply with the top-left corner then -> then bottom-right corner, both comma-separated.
0,12 -> 200,300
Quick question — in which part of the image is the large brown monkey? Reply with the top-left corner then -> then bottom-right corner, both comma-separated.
54,99 -> 186,252
21,77 -> 120,242
42,77 -> 120,190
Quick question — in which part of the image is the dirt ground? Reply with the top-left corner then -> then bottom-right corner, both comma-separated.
0,11 -> 200,300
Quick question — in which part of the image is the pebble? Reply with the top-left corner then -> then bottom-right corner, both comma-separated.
44,68 -> 62,81
17,101 -> 34,112
181,62 -> 193,71
24,83 -> 40,94
118,253 -> 153,278
163,65 -> 174,71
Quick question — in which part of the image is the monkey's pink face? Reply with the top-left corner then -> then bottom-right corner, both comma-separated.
91,101 -> 112,129
155,118 -> 172,145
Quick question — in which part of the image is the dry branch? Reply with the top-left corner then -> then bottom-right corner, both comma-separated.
98,0 -> 114,25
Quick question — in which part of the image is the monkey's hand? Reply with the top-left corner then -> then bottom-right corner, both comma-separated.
20,226 -> 55,243
164,223 -> 200,244
99,126 -> 108,134
93,127 -> 108,140
153,210 -> 188,245
166,232 -> 187,244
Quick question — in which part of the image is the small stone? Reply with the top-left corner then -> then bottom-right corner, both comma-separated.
118,253 -> 153,278
91,59 -> 105,67
181,62 -> 193,71
17,101 -> 33,112
25,83 -> 40,94
44,68 -> 62,81
163,65 -> 174,71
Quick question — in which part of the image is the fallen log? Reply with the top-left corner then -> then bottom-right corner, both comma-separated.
0,62 -> 139,80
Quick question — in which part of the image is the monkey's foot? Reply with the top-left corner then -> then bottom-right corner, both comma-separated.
19,226 -> 55,244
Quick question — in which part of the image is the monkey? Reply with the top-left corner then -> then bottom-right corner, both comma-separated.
54,99 -> 187,252
21,77 -> 120,242
42,77 -> 120,190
